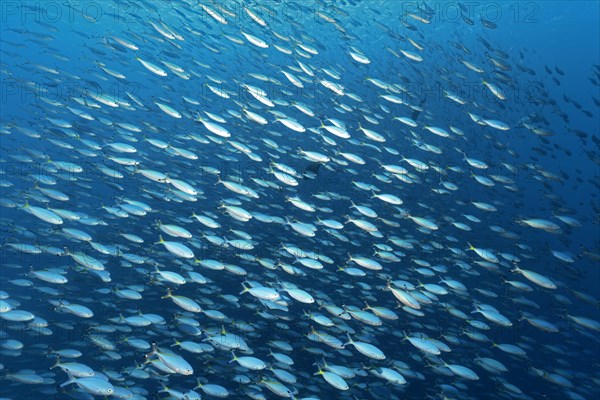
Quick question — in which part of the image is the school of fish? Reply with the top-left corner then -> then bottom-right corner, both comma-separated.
0,1 -> 599,400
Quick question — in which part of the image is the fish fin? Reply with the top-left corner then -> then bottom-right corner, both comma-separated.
59,371 -> 76,388
49,355 -> 60,369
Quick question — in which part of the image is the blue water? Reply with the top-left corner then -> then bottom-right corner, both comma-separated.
1,1 -> 599,399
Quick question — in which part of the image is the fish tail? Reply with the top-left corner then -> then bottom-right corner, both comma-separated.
343,332 -> 352,347
49,355 -> 60,369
